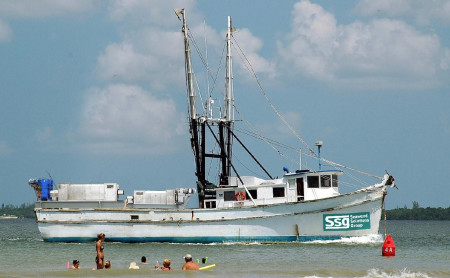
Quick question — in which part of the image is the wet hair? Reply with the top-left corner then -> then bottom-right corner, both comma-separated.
105,260 -> 111,269
73,260 -> 79,265
141,256 -> 147,263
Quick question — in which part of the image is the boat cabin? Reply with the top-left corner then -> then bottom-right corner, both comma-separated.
204,170 -> 343,209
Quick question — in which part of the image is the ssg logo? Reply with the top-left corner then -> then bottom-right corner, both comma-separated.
324,215 -> 350,230
323,212 -> 371,231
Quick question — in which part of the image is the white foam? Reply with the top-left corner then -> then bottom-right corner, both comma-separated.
364,268 -> 431,278
304,234 -> 384,245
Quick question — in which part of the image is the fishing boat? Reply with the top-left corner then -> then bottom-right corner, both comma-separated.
29,10 -> 395,243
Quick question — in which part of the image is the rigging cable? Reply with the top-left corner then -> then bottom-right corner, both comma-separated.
231,35 -> 317,157
231,35 -> 382,181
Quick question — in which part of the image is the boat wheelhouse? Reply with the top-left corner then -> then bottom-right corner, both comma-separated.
204,170 -> 342,209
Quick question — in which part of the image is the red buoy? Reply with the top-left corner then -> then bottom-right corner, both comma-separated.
382,234 -> 396,256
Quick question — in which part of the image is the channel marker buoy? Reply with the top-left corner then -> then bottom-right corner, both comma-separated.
382,234 -> 395,256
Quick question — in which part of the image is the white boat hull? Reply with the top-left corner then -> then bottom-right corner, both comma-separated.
35,185 -> 385,242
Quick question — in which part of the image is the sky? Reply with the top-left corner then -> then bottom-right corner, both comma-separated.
1,0 -> 449,209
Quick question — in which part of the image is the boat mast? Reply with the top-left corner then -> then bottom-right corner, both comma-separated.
225,16 -> 233,123
177,10 -> 237,207
181,9 -> 197,120
221,16 -> 234,185
178,9 -> 204,207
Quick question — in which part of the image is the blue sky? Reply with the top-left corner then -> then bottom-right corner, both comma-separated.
1,0 -> 449,209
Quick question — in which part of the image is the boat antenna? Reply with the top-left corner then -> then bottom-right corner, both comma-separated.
315,141 -> 323,170
299,147 -> 302,170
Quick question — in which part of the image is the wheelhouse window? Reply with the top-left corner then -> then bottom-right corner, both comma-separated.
273,187 -> 285,198
248,189 -> 257,199
321,175 -> 331,187
224,191 -> 235,201
205,200 -> 216,208
288,179 -> 295,189
307,176 -> 319,188
332,175 -> 338,187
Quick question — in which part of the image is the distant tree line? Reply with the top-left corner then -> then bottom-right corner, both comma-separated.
384,201 -> 450,220
1,201 -> 449,220
0,203 -> 35,218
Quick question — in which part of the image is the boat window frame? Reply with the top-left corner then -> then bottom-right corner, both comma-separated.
321,175 -> 332,187
273,187 -> 285,198
224,191 -> 235,201
332,174 -> 338,187
288,179 -> 296,189
307,176 -> 319,188
248,189 -> 257,199
205,200 -> 217,208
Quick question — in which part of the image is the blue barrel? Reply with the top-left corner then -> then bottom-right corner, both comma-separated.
38,179 -> 53,201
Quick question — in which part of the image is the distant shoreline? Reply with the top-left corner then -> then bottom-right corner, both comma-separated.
384,206 -> 450,220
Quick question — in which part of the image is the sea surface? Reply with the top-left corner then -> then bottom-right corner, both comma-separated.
0,219 -> 448,277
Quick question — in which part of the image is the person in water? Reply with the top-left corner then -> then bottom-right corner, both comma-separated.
141,256 -> 148,264
95,233 -> 106,269
104,260 -> 111,269
182,254 -> 199,270
161,259 -> 172,271
70,260 -> 80,269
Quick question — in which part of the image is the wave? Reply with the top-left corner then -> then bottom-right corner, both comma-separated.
300,268 -> 434,278
303,234 -> 384,245
363,268 -> 432,278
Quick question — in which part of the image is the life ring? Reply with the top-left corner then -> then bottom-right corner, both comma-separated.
235,192 -> 246,201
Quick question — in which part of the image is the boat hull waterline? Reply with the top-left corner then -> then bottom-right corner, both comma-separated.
35,185 -> 385,243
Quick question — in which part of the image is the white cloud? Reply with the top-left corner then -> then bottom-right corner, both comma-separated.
97,2 -> 208,91
96,24 -> 189,89
278,0 -> 338,80
95,29 -> 185,90
0,0 -> 96,18
0,140 -> 13,155
232,28 -> 277,78
77,84 -> 185,155
0,19 -> 11,42
355,0 -> 450,25
278,0 -> 448,90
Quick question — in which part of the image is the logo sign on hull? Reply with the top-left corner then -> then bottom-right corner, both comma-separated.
323,212 -> 371,231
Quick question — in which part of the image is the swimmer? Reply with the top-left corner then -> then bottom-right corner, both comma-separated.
95,233 -> 106,269
161,259 -> 172,271
69,260 -> 80,269
141,256 -> 148,264
182,254 -> 199,270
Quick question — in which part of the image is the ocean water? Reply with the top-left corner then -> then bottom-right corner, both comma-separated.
0,219 -> 448,277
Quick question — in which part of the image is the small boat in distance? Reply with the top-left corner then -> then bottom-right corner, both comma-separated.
29,9 -> 395,243
0,214 -> 18,219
